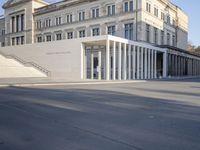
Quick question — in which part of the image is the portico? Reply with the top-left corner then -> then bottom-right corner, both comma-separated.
81,35 -> 167,80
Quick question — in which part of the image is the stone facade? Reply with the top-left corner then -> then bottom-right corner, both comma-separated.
0,0 -> 188,50
0,16 -> 5,47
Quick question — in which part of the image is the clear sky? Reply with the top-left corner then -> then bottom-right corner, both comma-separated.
0,0 -> 199,46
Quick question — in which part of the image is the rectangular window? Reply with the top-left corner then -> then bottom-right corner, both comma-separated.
154,27 -> 158,44
45,19 -> 51,27
167,33 -> 170,45
161,12 -> 165,21
37,36 -> 42,43
92,28 -> 100,36
161,30 -> 164,45
79,30 -> 85,38
21,14 -> 24,31
125,23 -> 133,40
172,19 -> 176,26
124,2 -> 129,12
16,37 -> 20,45
67,14 -> 73,23
12,16 -> 15,33
2,30 -> 5,35
21,36 -> 24,45
16,15 -> 19,32
107,25 -> 116,35
130,1 -> 133,11
172,35 -> 176,46
79,11 -> 85,21
146,24 -> 150,42
146,2 -> 151,13
46,35 -> 51,42
56,17 -> 62,25
167,15 -> 171,24
92,8 -> 100,18
124,1 -> 133,12
67,32 -> 73,39
154,7 -> 158,17
108,5 -> 115,16
56,33 -> 62,40
12,37 -> 15,46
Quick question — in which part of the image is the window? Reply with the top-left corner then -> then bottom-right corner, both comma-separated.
172,35 -> 176,46
107,5 -> 115,16
161,31 -> 164,45
46,35 -> 51,42
124,1 -> 133,12
172,19 -> 176,26
67,32 -> 73,39
37,36 -> 42,43
161,12 -> 165,21
16,37 -> 20,45
154,27 -> 158,44
124,2 -> 129,12
146,2 -> 151,13
12,37 -> 15,46
92,8 -> 99,18
167,33 -> 170,45
45,19 -> 51,27
21,36 -> 24,45
67,14 -> 73,23
167,15 -> 170,24
36,20 -> 42,29
154,7 -> 158,17
146,24 -> 150,42
56,17 -> 62,25
92,28 -> 100,36
1,30 -> 5,35
125,23 -> 133,40
11,16 -> 15,33
56,33 -> 62,40
16,15 -> 19,32
79,30 -> 85,38
79,11 -> 85,21
21,14 -> 24,31
107,25 -> 116,35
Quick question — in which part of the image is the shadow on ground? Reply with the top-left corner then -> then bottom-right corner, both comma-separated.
0,86 -> 200,150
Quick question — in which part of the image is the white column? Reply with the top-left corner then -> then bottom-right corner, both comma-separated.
98,47 -> 102,80
106,40 -> 110,80
151,49 -> 154,79
91,47 -> 94,80
123,43 -> 127,80
137,47 -> 140,79
162,51 -> 167,78
154,50 -> 157,78
113,41 -> 116,80
81,43 -> 85,80
118,42 -> 122,80
141,48 -> 144,80
144,48 -> 147,79
148,49 -> 151,79
128,44 -> 131,80
132,46 -> 136,79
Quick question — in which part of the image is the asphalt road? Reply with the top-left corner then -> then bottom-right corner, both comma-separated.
0,78 -> 200,150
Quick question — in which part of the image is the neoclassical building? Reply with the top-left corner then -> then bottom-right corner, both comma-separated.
0,0 -> 199,80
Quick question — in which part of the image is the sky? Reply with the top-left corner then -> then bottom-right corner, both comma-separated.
0,0 -> 199,46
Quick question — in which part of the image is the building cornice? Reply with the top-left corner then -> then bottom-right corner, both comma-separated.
34,0 -> 97,16
2,0 -> 48,9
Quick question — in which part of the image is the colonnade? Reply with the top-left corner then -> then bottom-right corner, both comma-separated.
82,40 -> 166,80
167,53 -> 200,77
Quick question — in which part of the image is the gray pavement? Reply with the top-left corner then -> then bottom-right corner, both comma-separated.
0,78 -> 200,150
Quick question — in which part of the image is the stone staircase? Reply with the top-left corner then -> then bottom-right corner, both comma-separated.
0,51 -> 51,78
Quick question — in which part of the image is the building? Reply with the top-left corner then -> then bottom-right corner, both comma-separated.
0,0 -> 199,81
